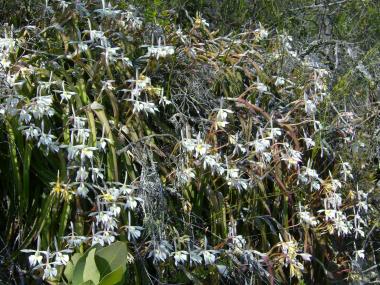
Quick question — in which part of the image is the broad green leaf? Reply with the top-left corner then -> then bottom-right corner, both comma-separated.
95,241 -> 128,278
98,265 -> 125,285
83,248 -> 101,284
78,281 -> 95,285
64,253 -> 82,282
72,248 -> 100,284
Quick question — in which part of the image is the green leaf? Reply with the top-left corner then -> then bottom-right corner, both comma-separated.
83,248 -> 101,284
79,281 -> 95,285
58,200 -> 71,240
22,141 -> 32,214
64,253 -> 82,282
5,119 -> 22,206
72,248 -> 100,284
95,241 -> 128,278
98,265 -> 125,285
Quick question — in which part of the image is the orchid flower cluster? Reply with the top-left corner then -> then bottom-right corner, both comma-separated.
126,70 -> 171,115
144,36 -> 175,59
0,35 -> 14,69
21,236 -> 72,280
273,235 -> 312,279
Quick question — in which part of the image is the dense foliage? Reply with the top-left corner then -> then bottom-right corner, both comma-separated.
0,0 -> 379,284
